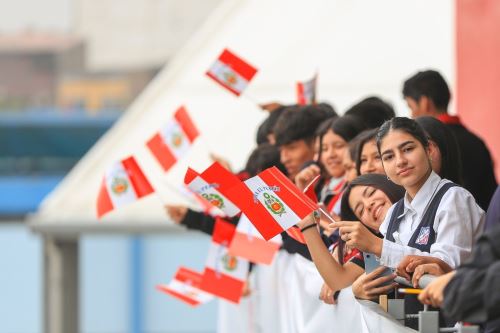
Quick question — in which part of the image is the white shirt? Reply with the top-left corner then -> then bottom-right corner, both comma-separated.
379,171 -> 485,269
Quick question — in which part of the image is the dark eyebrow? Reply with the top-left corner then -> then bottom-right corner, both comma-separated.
381,140 -> 415,156
354,187 -> 369,214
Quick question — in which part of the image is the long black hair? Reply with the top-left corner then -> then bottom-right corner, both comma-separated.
315,114 -> 366,165
415,116 -> 463,185
376,117 -> 429,152
337,174 -> 405,263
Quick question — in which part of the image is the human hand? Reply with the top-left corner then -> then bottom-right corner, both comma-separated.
165,205 -> 188,224
396,255 -> 452,286
418,271 -> 455,307
295,164 -> 321,191
352,267 -> 397,300
331,221 -> 382,255
210,153 -> 232,172
242,280 -> 252,297
319,283 -> 337,305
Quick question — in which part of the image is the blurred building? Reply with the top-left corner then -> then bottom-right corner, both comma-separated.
0,33 -> 84,110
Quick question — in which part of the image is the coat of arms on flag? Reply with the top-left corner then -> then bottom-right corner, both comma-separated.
296,73 -> 318,105
206,48 -> 258,96
184,162 -> 242,217
200,218 -> 249,303
147,106 -> 199,172
157,267 -> 214,307
225,166 -> 318,240
97,156 -> 155,218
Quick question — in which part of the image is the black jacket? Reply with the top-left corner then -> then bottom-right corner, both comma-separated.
446,123 -> 497,210
443,224 -> 500,328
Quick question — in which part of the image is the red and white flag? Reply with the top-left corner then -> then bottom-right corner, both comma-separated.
303,174 -> 321,203
226,166 -> 317,241
206,48 -> 258,96
200,218 -> 249,303
284,174 -> 322,244
156,267 -> 214,307
296,73 -> 318,105
97,156 -> 155,218
147,106 -> 199,172
184,162 -> 242,217
228,214 -> 281,265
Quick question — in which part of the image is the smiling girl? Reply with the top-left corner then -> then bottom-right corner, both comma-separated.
334,117 -> 484,271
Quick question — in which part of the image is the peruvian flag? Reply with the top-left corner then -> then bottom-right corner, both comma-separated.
156,267 -> 214,307
284,175 -> 322,244
97,156 -> 155,218
296,73 -> 318,105
206,48 -> 258,96
147,106 -> 199,172
184,162 -> 242,217
286,226 -> 307,245
226,166 -> 318,241
228,214 -> 281,265
303,174 -> 321,203
200,218 -> 249,303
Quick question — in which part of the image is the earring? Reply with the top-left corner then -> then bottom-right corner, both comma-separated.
387,176 -> 391,181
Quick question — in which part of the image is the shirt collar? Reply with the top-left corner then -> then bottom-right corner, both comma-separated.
399,171 -> 442,218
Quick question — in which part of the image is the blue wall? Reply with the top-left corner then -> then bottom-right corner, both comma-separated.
0,224 -> 217,333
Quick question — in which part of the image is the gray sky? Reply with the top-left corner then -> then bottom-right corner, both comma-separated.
0,0 -> 73,32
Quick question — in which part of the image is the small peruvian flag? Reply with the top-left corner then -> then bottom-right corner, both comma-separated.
184,162 -> 242,217
284,175 -> 322,244
97,156 -> 155,218
206,48 -> 258,96
147,106 -> 199,172
157,267 -> 214,307
200,218 -> 249,303
226,166 -> 318,241
228,214 -> 281,265
296,73 -> 318,105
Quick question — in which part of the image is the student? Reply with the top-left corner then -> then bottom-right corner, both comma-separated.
334,117 -> 484,269
297,174 -> 404,300
354,128 -> 385,176
342,146 -> 358,183
345,96 -> 395,129
256,104 -> 287,145
337,117 -> 484,328
418,186 -> 500,333
403,69 -> 497,210
273,105 -> 335,179
415,116 -> 463,185
295,115 -> 367,216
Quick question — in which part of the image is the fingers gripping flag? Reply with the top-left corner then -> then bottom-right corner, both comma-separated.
97,156 -> 155,218
206,49 -> 258,96
200,218 -> 249,303
184,162 -> 242,217
147,106 -> 199,172
226,167 -> 318,241
156,267 -> 214,307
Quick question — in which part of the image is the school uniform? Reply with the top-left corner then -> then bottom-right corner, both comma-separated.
379,171 -> 484,329
379,171 -> 485,269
